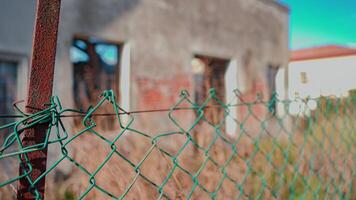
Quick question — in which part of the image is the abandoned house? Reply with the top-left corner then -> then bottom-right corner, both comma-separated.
0,0 -> 289,135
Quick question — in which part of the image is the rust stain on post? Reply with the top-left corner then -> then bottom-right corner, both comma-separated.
17,0 -> 61,199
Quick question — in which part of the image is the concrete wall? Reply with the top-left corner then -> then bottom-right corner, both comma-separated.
0,0 -> 289,133
0,0 -> 36,55
289,55 -> 356,99
0,0 -> 36,104
56,0 -> 289,107
0,0 -> 290,176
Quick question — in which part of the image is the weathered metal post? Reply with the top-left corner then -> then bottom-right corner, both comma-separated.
17,0 -> 61,199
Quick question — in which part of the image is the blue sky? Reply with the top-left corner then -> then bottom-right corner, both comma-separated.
279,0 -> 356,50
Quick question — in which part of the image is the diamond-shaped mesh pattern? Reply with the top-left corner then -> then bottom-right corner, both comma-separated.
0,89 -> 355,199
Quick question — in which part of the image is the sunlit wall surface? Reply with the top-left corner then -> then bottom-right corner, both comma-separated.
288,56 -> 356,99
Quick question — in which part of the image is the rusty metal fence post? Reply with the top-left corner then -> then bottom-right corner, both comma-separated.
17,0 -> 61,199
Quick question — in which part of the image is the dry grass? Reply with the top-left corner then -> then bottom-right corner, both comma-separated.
43,112 -> 355,199
1,98 -> 356,200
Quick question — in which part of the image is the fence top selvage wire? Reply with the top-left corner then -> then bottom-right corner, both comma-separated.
0,93 -> 326,119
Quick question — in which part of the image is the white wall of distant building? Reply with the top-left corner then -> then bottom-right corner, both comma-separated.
287,55 -> 356,99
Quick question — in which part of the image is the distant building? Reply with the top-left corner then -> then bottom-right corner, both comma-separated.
289,45 -> 356,99
0,0 -> 289,135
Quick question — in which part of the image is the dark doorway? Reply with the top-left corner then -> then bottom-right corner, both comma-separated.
71,36 -> 122,111
0,60 -> 17,138
267,65 -> 280,114
70,36 -> 123,129
192,55 -> 229,125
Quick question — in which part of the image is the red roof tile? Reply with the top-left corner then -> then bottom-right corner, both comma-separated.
290,45 -> 356,61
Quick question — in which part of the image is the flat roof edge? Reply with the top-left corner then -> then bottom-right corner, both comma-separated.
290,53 -> 356,62
260,0 -> 290,13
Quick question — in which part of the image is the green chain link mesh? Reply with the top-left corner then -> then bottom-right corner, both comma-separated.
0,89 -> 355,199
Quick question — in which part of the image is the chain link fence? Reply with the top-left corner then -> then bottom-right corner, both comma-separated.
0,89 -> 355,199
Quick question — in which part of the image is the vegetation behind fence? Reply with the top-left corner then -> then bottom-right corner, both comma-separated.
0,89 -> 355,199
